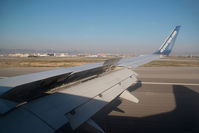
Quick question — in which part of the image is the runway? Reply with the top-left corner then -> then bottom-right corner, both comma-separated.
0,67 -> 199,133
92,67 -> 199,133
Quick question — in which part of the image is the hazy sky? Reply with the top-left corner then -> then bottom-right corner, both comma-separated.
0,0 -> 199,54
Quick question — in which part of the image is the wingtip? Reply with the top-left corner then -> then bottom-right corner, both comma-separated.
153,25 -> 181,56
175,25 -> 181,30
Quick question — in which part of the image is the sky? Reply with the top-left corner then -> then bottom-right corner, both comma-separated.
0,0 -> 199,54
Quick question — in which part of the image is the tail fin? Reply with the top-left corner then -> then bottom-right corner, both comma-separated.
154,25 -> 181,56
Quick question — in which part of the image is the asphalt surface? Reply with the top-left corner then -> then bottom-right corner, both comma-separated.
0,67 -> 199,133
92,67 -> 199,133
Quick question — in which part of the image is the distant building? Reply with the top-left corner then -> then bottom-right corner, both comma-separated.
8,53 -> 29,57
28,53 -> 39,57
38,53 -> 48,57
77,53 -> 89,57
97,53 -> 107,57
47,53 -> 55,56
85,54 -> 98,57
55,53 -> 69,57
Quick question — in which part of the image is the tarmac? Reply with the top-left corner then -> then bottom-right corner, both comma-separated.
92,67 -> 199,133
0,67 -> 199,133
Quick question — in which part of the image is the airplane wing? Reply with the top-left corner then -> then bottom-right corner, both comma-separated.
0,26 -> 180,133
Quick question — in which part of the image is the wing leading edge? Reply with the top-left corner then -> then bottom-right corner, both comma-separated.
0,26 -> 180,133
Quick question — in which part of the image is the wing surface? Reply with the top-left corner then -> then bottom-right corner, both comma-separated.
0,26 -> 180,133
0,62 -> 104,95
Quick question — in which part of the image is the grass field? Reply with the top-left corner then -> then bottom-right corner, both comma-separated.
0,57 -> 107,67
142,59 -> 199,67
0,56 -> 198,67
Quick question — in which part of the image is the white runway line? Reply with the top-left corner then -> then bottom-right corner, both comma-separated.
142,82 -> 199,86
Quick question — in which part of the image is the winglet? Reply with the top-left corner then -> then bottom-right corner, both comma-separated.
154,25 -> 181,56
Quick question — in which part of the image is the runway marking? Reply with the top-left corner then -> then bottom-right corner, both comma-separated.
141,82 -> 199,86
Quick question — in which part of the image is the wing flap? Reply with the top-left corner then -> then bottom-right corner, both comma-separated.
119,90 -> 139,103
20,68 -> 137,129
66,72 -> 137,129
